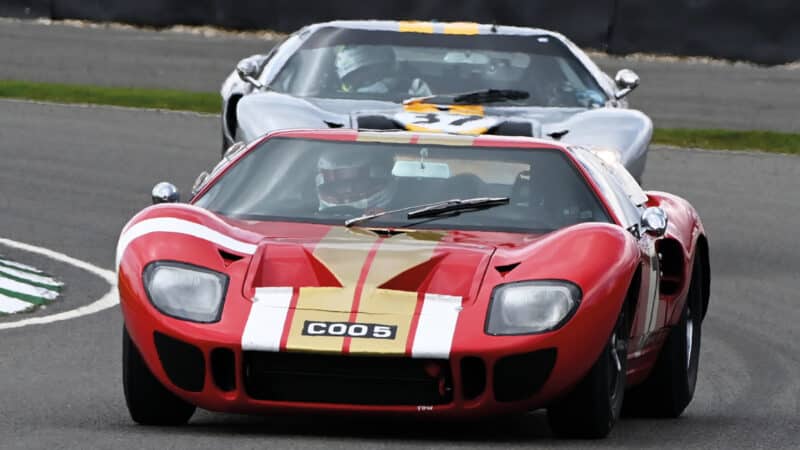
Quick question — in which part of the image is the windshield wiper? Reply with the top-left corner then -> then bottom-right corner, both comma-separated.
403,89 -> 529,106
407,197 -> 510,219
344,197 -> 510,228
345,199 -> 456,228
451,89 -> 530,105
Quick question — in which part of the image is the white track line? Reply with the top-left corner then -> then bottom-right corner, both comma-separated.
0,238 -> 117,331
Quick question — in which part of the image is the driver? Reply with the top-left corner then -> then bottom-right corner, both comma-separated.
316,148 -> 397,212
335,45 -> 432,97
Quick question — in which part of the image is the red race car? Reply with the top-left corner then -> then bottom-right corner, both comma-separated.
117,129 -> 710,438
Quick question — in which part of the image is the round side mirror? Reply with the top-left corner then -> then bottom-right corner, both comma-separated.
236,56 -> 265,89
641,207 -> 668,237
151,182 -> 180,204
614,69 -> 640,99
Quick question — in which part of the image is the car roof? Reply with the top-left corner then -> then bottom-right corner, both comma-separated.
301,20 -> 565,39
260,128 -> 567,151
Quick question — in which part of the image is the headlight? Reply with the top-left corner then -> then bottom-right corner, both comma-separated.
143,262 -> 228,323
486,281 -> 581,335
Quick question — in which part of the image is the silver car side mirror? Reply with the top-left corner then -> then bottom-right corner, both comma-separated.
236,56 -> 265,89
641,207 -> 668,237
614,69 -> 640,99
151,182 -> 180,204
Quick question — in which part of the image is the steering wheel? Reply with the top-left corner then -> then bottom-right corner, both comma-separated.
545,81 -> 578,107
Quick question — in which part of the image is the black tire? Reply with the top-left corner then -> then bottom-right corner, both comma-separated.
122,326 -> 196,425
623,257 -> 703,418
547,305 -> 629,439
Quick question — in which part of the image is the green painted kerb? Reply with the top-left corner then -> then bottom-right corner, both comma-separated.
0,257 -> 63,315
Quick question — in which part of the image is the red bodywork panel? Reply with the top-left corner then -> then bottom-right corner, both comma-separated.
117,129 -> 706,416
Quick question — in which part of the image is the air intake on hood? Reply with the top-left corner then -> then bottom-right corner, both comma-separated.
379,254 -> 446,292
218,249 -> 244,266
495,262 -> 520,276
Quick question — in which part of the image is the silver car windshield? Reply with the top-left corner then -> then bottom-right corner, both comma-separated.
269,27 -> 607,108
193,137 -> 612,233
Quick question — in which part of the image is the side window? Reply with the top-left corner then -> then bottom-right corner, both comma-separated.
604,174 -> 642,229
573,149 -> 641,228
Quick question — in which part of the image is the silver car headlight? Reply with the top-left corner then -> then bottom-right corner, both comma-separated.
143,262 -> 228,323
486,281 -> 581,335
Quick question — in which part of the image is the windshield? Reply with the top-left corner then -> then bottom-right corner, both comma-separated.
194,137 -> 611,233
269,27 -> 607,108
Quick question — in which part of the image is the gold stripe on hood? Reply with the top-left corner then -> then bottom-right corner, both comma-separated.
402,103 -> 485,117
285,227 -> 378,352
284,229 -> 443,355
349,234 -> 440,354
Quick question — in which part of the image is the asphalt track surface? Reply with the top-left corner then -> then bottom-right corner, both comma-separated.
0,19 -> 798,450
1,19 -> 799,132
1,98 -> 799,448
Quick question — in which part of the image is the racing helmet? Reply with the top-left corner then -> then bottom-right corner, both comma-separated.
316,149 -> 397,211
335,45 -> 397,89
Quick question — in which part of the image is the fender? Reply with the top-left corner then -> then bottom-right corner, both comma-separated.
561,108 -> 653,178
463,222 -> 641,388
646,191 -> 709,325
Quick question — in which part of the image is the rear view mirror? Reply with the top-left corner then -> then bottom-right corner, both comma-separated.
392,161 -> 451,179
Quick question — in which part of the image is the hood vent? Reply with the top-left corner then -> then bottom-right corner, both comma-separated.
494,262 -> 520,276
252,246 -> 342,288
378,254 -> 446,292
218,249 -> 244,266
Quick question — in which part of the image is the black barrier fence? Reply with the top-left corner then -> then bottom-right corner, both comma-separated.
3,0 -> 799,65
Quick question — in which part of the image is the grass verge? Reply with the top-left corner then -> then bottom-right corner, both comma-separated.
2,79 -> 798,154
0,80 -> 219,113
653,128 -> 800,154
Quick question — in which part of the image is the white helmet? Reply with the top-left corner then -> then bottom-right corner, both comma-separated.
335,45 -> 396,88
316,149 -> 396,211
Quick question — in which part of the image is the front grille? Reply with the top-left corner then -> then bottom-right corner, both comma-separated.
243,352 -> 453,405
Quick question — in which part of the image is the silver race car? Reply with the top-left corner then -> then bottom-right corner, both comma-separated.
221,21 -> 652,180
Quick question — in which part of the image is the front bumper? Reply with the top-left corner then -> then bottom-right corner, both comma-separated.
144,328 -> 559,417
122,297 -> 612,418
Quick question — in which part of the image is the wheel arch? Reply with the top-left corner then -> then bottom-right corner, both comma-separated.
695,234 -> 711,320
224,93 -> 244,142
624,264 -> 643,338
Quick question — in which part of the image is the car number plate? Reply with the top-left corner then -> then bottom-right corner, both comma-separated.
302,320 -> 397,339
